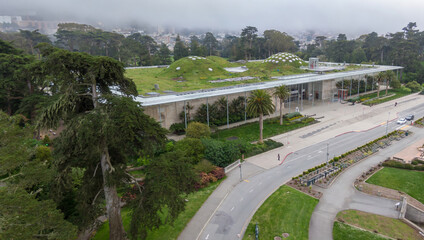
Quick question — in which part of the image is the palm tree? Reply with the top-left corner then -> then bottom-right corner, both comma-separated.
274,85 -> 290,125
376,72 -> 385,98
247,89 -> 275,144
384,71 -> 395,95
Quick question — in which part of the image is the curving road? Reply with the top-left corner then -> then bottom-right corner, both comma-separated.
198,102 -> 424,240
309,128 -> 424,240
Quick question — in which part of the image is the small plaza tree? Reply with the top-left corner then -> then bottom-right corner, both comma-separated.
274,84 -> 290,125
247,89 -> 275,144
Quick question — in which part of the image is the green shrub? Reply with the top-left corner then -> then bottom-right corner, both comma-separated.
175,138 -> 205,163
170,123 -> 186,135
284,112 -> 301,119
401,86 -> 412,93
186,122 -> 211,139
35,145 -> 52,162
202,138 -> 240,167
42,135 -> 52,146
390,79 -> 401,89
194,159 -> 216,174
405,81 -> 422,93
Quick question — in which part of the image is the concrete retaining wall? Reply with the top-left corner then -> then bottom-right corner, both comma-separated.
405,204 -> 424,224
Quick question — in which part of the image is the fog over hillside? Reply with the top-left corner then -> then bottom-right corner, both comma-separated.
2,0 -> 424,36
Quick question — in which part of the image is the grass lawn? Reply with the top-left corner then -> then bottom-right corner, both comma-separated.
243,185 -> 318,240
212,117 -> 315,142
335,210 -> 421,240
92,178 -> 224,240
361,89 -> 411,106
366,167 -> 424,203
333,222 -> 388,240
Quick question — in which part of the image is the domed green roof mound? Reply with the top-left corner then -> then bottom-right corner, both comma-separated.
160,56 -> 227,79
263,52 -> 307,67
206,56 -> 230,66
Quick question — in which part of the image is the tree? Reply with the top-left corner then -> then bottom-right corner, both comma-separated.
384,71 -> 395,95
173,35 -> 188,60
155,43 -> 172,65
189,36 -> 205,56
274,85 -> 290,125
263,30 -> 297,56
203,32 -> 218,56
36,46 -> 196,239
376,72 -> 384,98
247,90 -> 275,144
0,111 -> 78,239
35,46 -> 142,239
0,39 -> 38,117
186,121 -> 211,139
241,26 -> 258,60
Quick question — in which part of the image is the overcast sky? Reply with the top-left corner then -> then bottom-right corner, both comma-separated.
2,0 -> 424,36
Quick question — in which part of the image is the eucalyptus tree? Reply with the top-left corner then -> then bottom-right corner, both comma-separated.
247,89 -> 275,144
274,85 -> 290,125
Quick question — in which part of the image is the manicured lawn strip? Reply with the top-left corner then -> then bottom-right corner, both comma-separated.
93,178 -> 224,240
366,167 -> 424,203
242,185 -> 318,240
336,210 -> 421,239
362,89 -> 411,106
333,222 -> 388,240
212,118 -> 315,142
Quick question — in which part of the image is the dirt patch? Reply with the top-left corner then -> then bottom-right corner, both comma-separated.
286,179 -> 322,199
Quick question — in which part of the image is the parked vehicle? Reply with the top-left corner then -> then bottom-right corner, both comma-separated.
406,114 -> 414,121
397,118 -> 407,124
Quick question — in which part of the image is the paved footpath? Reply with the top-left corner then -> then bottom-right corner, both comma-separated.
309,126 -> 424,240
179,93 -> 424,240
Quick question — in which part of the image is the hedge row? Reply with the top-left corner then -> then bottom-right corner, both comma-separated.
383,160 -> 424,171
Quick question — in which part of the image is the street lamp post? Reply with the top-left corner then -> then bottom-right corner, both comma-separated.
239,163 -> 242,182
326,143 -> 329,165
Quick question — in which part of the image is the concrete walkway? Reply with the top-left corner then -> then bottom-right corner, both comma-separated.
179,92 -> 424,240
309,127 -> 424,240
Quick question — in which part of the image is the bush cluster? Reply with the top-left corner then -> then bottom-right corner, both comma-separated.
383,160 -> 424,171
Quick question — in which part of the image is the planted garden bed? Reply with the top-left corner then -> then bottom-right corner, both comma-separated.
288,130 -> 410,196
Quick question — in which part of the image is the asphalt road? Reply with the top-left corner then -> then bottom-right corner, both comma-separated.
198,103 -> 424,240
308,129 -> 424,240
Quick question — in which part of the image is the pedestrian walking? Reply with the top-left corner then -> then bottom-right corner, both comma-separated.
395,202 -> 400,210
395,102 -> 397,107
278,153 -> 280,161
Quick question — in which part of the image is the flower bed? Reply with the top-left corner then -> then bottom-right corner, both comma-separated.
287,130 -> 410,195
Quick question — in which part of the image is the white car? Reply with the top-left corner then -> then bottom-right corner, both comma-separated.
397,118 -> 407,124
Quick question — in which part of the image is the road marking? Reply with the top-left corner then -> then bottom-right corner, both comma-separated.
400,125 -> 409,130
244,180 -> 249,183
258,182 -> 262,185
205,234 -> 209,239
240,197 -> 244,202
318,150 -> 323,153
249,189 -> 254,193
379,122 -> 386,125
230,206 -> 235,211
